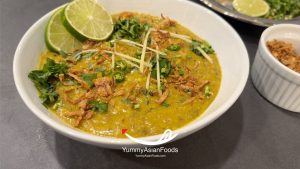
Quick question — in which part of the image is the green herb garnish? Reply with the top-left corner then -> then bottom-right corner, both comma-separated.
178,68 -> 184,76
162,102 -> 170,107
134,51 -> 142,59
111,19 -> 143,40
145,89 -> 154,96
151,57 -> 172,78
121,98 -> 130,104
187,55 -> 193,59
167,44 -> 181,51
113,71 -> 125,83
265,0 -> 300,20
28,59 -> 68,106
96,67 -> 112,77
88,100 -> 108,113
133,103 -> 140,109
115,60 -> 128,71
191,40 -> 214,57
81,73 -> 97,88
160,83 -> 166,91
143,23 -> 151,32
204,85 -> 213,98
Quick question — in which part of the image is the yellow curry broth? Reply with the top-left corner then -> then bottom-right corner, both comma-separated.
38,12 -> 221,138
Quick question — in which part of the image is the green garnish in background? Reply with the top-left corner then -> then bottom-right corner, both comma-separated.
265,0 -> 300,20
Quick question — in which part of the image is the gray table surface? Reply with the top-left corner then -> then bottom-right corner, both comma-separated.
1,0 -> 300,169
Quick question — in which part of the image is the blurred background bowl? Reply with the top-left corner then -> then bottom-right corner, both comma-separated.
199,0 -> 300,27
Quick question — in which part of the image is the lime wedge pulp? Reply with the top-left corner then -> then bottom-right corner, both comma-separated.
63,0 -> 114,41
45,7 -> 82,54
233,0 -> 270,17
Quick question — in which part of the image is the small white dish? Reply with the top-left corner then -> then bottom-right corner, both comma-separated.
13,0 -> 249,148
252,24 -> 300,113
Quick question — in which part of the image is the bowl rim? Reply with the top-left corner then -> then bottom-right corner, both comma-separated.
260,24 -> 300,80
13,0 -> 249,147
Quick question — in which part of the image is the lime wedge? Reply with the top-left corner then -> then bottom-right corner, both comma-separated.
63,0 -> 114,41
45,7 -> 82,54
233,0 -> 270,17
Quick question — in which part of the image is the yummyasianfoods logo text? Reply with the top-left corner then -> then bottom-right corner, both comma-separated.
122,129 -> 177,145
122,147 -> 179,153
121,129 -> 179,158
122,147 -> 179,158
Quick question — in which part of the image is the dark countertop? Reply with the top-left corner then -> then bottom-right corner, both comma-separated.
1,0 -> 300,169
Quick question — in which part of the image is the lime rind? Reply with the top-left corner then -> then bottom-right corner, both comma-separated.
45,8 -> 63,53
45,6 -> 82,53
61,6 -> 87,42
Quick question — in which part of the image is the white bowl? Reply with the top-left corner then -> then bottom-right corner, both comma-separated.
13,0 -> 249,148
252,24 -> 300,113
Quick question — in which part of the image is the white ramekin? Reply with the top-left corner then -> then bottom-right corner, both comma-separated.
251,24 -> 300,113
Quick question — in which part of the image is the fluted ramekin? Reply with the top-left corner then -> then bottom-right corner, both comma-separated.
252,24 -> 300,113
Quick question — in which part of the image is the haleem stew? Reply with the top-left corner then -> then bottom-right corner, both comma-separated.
28,0 -> 221,138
